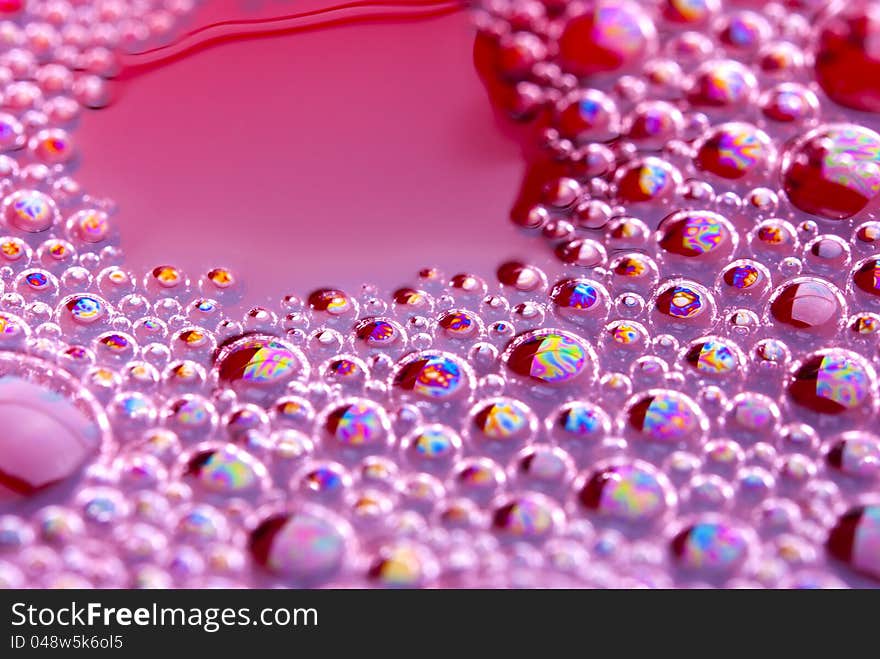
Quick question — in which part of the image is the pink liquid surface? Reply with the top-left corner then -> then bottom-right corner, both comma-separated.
73,1 -> 539,304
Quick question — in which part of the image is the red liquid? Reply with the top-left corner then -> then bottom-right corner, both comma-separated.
73,0 -> 539,303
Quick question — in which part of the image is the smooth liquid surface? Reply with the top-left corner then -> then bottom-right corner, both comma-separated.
74,1 -> 538,304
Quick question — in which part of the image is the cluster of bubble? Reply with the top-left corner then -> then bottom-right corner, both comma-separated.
0,0 -> 879,588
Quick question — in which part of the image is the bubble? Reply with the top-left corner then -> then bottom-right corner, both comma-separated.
578,460 -> 675,525
512,445 -> 575,493
557,0 -> 657,77
826,505 -> 880,581
468,397 -> 536,448
826,432 -> 880,479
662,0 -> 719,24
491,493 -> 562,540
614,156 -> 681,203
29,127 -> 74,165
320,399 -> 391,450
815,3 -> 880,114
553,88 -> 620,142
694,123 -> 773,180
184,445 -> 265,495
609,255 -> 657,296
2,189 -> 58,232
716,10 -> 771,52
296,462 -> 351,498
687,59 -> 756,109
437,309 -> 483,340
502,329 -> 595,385
653,280 -> 715,324
767,278 -> 845,333
670,518 -> 751,575
215,334 -> 309,390
625,389 -> 707,444
0,354 -> 109,501
657,210 -> 735,259
367,542 -> 438,587
451,457 -> 506,501
354,317 -> 405,350
788,349 -> 875,415
682,337 -> 745,377
760,83 -> 819,124
391,350 -> 473,401
781,124 -> 880,220
249,508 -> 349,584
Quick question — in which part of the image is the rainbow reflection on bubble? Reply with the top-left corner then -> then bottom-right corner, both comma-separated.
672,521 -> 749,571
505,331 -> 589,384
66,295 -> 103,322
326,402 -> 385,447
628,391 -> 700,442
697,123 -> 769,179
492,494 -> 556,538
250,512 -> 346,580
557,402 -> 606,438
474,400 -> 531,440
724,263 -> 761,289
187,448 -> 259,493
686,339 -> 738,375
656,285 -> 706,319
580,462 -> 668,523
217,339 -> 301,385
412,427 -> 456,459
393,353 -> 466,399
659,211 -> 728,257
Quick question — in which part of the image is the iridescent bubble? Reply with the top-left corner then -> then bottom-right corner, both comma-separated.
308,288 -> 355,318
438,309 -> 482,340
826,505 -> 880,582
354,317 -> 405,349
851,256 -> 880,298
682,337 -> 744,377
760,83 -> 819,124
469,397 -> 536,445
554,88 -> 620,142
321,400 -> 391,449
391,351 -> 473,401
67,209 -> 109,244
781,124 -> 880,220
503,329 -> 594,385
662,0 -> 719,24
557,0 -> 657,77
402,424 -> 461,469
2,189 -> 58,232
624,100 -> 684,149
687,59 -> 756,109
614,157 -> 681,203
184,445 -> 265,494
671,519 -> 751,575
367,542 -> 438,587
215,335 -> 309,388
694,123 -> 773,180
826,432 -> 880,479
550,401 -> 611,444
654,281 -> 715,321
249,508 -> 349,584
718,260 -> 771,301
578,460 -> 675,524
0,354 -> 109,502
491,493 -> 562,540
657,210 -> 734,258
625,389 -> 706,444
788,350 -> 874,415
